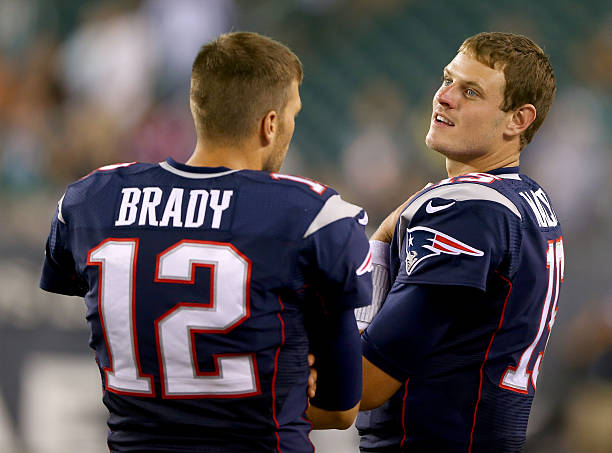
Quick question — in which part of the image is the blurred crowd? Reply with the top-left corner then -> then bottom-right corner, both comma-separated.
0,0 -> 611,452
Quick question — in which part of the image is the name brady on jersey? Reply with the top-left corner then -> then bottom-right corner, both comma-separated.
114,187 -> 234,229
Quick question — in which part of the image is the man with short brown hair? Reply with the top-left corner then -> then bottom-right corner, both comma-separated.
356,32 -> 563,452
189,32 -> 304,152
40,31 -> 370,452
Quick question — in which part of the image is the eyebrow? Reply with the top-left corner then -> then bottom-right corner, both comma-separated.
443,68 -> 487,95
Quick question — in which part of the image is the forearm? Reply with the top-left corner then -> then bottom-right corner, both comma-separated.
307,310 -> 362,428
355,240 -> 390,331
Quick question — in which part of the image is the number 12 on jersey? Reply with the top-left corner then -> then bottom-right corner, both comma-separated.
501,237 -> 564,394
87,238 -> 260,399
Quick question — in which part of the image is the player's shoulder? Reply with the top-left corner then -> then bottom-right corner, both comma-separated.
60,162 -> 156,218
241,170 -> 366,238
405,171 -> 524,223
239,170 -> 332,200
68,161 -> 152,187
79,161 -> 157,181
241,170 -> 356,208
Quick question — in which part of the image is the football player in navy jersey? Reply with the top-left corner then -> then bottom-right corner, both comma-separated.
355,32 -> 563,452
40,32 -> 372,452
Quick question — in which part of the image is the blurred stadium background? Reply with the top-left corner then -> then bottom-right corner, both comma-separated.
1,0 -> 611,452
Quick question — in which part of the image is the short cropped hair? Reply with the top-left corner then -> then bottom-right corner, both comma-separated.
460,32 -> 556,150
190,32 -> 303,144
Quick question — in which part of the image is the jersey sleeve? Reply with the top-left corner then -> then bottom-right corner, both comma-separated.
299,195 -> 373,312
362,283 -> 486,381
39,197 -> 88,297
298,196 -> 372,409
396,198 -> 516,290
308,309 -> 362,411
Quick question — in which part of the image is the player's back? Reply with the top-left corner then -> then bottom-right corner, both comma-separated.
358,168 -> 564,452
42,158 -> 370,452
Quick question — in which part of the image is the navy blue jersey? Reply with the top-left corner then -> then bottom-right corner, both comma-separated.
357,167 -> 564,452
40,158 -> 372,453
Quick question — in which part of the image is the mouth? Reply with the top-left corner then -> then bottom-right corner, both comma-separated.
433,113 -> 455,127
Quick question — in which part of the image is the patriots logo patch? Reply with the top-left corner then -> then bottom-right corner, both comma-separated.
405,226 -> 484,275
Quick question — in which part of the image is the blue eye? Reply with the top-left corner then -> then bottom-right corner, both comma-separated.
442,78 -> 452,86
466,88 -> 477,97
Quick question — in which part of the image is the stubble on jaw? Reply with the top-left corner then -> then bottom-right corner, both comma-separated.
262,138 -> 289,173
425,108 -> 508,164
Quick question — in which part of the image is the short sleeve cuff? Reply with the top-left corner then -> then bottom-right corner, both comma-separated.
361,333 -> 409,383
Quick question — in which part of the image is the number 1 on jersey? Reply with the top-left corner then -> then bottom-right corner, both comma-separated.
500,237 -> 564,393
88,239 -> 154,396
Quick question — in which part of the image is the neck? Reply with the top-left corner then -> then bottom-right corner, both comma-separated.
446,156 -> 519,178
445,143 -> 520,177
186,139 -> 264,170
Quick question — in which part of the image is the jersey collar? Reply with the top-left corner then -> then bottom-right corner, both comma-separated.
160,158 -> 240,179
487,166 -> 520,175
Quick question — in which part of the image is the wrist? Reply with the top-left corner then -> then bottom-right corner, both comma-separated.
369,240 -> 389,267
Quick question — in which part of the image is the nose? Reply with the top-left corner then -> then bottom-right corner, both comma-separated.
435,83 -> 457,109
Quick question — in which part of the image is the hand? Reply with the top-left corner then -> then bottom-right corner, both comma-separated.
307,353 -> 317,399
370,184 -> 432,243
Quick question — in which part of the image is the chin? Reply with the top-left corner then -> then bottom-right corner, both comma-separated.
425,133 -> 434,149
425,129 -> 443,150
425,135 -> 445,154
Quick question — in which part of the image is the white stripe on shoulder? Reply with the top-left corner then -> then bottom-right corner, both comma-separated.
303,194 -> 363,238
396,183 -> 521,253
402,183 -> 521,221
57,194 -> 66,224
159,161 -> 239,179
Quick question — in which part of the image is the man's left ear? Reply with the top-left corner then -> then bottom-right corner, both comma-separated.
261,110 -> 278,146
506,104 -> 537,137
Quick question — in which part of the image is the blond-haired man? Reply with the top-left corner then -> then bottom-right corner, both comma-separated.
356,32 -> 563,452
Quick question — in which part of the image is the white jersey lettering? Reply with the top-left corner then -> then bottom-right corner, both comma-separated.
115,188 -> 142,226
520,189 -> 557,228
184,190 -> 209,228
160,188 -> 185,227
139,187 -> 163,226
114,187 -> 233,229
209,190 -> 233,229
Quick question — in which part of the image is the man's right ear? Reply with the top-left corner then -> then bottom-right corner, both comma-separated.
505,104 -> 537,138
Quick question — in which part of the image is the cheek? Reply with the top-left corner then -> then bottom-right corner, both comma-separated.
476,112 -> 506,144
285,119 -> 295,140
465,108 -> 498,130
